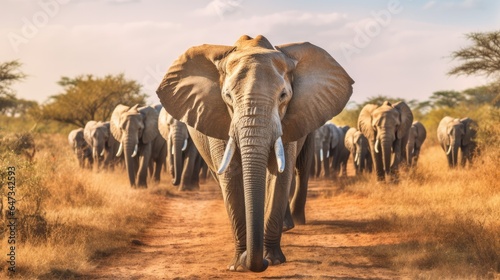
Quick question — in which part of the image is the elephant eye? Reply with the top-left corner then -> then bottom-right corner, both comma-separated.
224,92 -> 233,103
279,90 -> 287,101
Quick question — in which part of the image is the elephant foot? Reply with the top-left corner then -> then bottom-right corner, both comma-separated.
264,245 -> 286,266
292,212 -> 306,226
282,215 -> 295,232
227,251 -> 269,272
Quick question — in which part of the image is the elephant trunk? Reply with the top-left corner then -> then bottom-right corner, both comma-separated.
123,138 -> 137,187
238,126 -> 270,273
450,140 -> 459,168
406,137 -> 415,166
172,134 -> 184,186
380,139 -> 393,176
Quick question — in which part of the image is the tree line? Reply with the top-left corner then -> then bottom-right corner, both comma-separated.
1,30 -> 499,138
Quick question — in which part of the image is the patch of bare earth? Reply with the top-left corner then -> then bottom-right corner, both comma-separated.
86,180 -> 405,279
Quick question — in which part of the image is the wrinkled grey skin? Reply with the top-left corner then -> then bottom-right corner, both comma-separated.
156,35 -> 353,272
358,101 -> 413,182
110,104 -> 167,188
405,121 -> 426,167
158,107 -> 203,191
345,127 -> 372,175
68,128 -> 93,169
437,116 -> 477,168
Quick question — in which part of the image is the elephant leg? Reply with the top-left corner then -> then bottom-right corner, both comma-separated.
371,147 -> 384,181
290,135 -> 311,225
180,143 -> 200,191
264,142 -> 297,266
205,137 -> 248,271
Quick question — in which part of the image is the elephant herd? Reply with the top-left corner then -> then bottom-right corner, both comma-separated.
68,104 -> 207,190
68,35 -> 480,273
303,100 -> 479,184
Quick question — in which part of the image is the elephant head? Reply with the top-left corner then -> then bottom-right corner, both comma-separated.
358,101 -> 413,180
158,107 -> 189,186
437,116 -> 477,168
84,121 -> 111,169
406,121 -> 426,167
110,104 -> 159,187
156,35 -> 353,272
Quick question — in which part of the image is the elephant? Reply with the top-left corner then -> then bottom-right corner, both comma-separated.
68,128 -> 93,169
344,127 -> 372,175
156,35 -> 353,272
437,116 -> 477,168
405,121 -> 426,167
330,124 -> 350,177
358,101 -> 413,182
311,124 -> 333,178
84,121 -> 122,171
158,107 -> 204,191
110,104 -> 167,188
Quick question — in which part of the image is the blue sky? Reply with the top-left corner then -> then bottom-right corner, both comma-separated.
2,0 -> 499,106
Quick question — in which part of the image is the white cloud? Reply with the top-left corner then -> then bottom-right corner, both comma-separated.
195,0 -> 244,19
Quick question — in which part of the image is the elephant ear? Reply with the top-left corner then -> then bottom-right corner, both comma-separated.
139,106 -> 160,144
101,122 -> 112,147
414,121 -> 427,148
156,44 -> 235,140
158,107 -> 170,141
358,104 -> 378,141
111,104 -> 130,142
344,127 -> 356,152
84,121 -> 97,146
394,101 -> 414,139
460,117 -> 477,145
276,42 -> 354,143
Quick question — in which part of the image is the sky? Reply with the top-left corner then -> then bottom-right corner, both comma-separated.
1,0 -> 499,106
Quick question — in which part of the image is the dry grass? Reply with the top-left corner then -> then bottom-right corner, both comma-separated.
0,133 -> 167,279
325,143 -> 500,279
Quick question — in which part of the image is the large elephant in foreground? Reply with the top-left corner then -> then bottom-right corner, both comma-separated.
405,121 -> 426,167
158,107 -> 204,191
110,104 -> 167,187
68,128 -> 92,169
156,35 -> 353,272
344,127 -> 372,175
437,116 -> 477,168
358,101 -> 413,182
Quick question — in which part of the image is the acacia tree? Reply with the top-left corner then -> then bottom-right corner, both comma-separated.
0,60 -> 26,113
448,30 -> 500,77
41,74 -> 147,127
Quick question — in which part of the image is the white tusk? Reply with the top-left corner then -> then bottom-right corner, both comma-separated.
354,152 -> 359,163
446,144 -> 452,155
374,139 -> 380,153
181,139 -> 188,151
275,137 -> 285,173
326,150 -> 330,159
100,149 -> 105,157
116,142 -> 123,157
320,149 -> 324,162
217,137 -> 236,175
131,144 -> 138,157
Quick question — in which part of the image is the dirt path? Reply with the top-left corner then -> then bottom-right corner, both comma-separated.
88,180 -> 404,279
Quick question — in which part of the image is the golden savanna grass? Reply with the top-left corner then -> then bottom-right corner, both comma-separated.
326,142 -> 500,279
0,127 -> 498,279
0,133 -> 164,279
